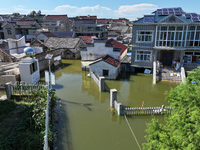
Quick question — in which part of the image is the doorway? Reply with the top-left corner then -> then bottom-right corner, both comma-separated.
161,51 -> 174,66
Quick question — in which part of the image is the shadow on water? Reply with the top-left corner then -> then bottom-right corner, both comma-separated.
52,84 -> 64,90
65,100 -> 93,111
54,100 -> 73,150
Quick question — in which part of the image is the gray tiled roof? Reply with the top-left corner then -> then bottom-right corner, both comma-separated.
73,19 -> 96,25
45,37 -> 85,49
51,31 -> 73,38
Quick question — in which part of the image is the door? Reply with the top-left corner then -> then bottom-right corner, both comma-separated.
161,51 -> 174,65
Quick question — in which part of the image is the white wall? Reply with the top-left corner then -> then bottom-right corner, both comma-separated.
81,42 -> 121,61
33,47 -> 43,54
8,36 -> 26,54
89,60 -> 120,79
19,58 -> 40,84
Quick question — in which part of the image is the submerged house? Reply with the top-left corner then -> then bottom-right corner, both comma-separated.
89,55 -> 120,79
131,7 -> 200,71
80,37 -> 127,70
45,37 -> 86,59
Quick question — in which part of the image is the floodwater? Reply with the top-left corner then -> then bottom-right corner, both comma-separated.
53,60 -> 179,150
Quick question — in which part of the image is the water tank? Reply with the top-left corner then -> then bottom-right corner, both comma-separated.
24,47 -> 35,55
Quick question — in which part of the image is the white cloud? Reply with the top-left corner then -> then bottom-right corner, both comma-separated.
43,5 -> 113,18
114,3 -> 158,19
3,3 -> 158,20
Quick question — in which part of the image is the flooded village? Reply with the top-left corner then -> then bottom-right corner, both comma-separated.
0,6 -> 200,150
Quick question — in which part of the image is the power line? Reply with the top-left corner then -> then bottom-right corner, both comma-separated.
124,115 -> 142,150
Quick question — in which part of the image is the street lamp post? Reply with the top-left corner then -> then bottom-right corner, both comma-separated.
44,54 -> 53,150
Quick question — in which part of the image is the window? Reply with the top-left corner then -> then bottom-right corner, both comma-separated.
7,29 -> 12,35
30,61 -> 38,74
136,31 -> 153,43
103,70 -> 109,76
135,51 -> 152,62
184,51 -> 200,63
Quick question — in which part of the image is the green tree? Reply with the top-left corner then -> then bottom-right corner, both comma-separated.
12,12 -> 20,16
29,10 -> 36,16
143,67 -> 200,150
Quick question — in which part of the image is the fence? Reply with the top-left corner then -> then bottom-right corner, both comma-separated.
124,106 -> 173,116
110,89 -> 173,116
90,71 -> 105,91
5,81 -> 46,99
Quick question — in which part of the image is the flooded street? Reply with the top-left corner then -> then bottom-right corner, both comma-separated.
53,60 -> 179,150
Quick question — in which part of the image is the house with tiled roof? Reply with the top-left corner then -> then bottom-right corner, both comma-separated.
37,31 -> 74,42
73,19 -> 107,38
89,55 -> 120,79
44,37 -> 86,59
131,7 -> 200,71
42,15 -> 72,32
36,32 -> 56,41
30,38 -> 50,53
2,20 -> 41,40
79,36 -> 96,45
80,38 -> 127,70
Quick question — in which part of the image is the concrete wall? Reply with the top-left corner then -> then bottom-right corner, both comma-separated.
35,49 -> 63,72
89,60 -> 120,79
90,71 -> 105,91
81,42 -> 120,61
3,24 -> 16,39
19,58 -> 40,84
0,75 -> 17,89
131,24 -> 156,69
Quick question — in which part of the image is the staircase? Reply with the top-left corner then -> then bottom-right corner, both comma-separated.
157,66 -> 182,81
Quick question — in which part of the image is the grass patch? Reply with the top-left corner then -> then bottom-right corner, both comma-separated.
0,89 -> 57,150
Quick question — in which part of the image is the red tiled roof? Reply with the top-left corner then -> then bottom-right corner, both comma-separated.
79,16 -> 97,19
103,55 -> 120,67
42,32 -> 56,37
15,21 -> 36,25
45,15 -> 67,21
79,36 -> 95,44
97,19 -> 112,23
106,39 -> 127,55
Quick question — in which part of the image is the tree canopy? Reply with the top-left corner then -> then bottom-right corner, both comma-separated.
143,67 -> 200,150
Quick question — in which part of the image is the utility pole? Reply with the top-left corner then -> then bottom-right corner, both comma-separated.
44,54 -> 53,150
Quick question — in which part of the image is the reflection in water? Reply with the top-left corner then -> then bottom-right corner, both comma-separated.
54,60 -> 179,150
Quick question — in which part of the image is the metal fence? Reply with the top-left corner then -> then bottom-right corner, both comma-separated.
12,82 -> 46,95
123,106 -> 173,116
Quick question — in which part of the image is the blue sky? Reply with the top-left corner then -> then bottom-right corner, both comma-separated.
0,0 -> 200,20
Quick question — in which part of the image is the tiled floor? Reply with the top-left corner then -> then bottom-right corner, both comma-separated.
157,66 -> 182,81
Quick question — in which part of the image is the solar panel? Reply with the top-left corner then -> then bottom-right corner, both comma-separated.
191,13 -> 198,17
158,11 -> 162,15
143,15 -> 155,23
175,12 -> 182,16
163,11 -> 169,15
185,13 -> 191,18
157,7 -> 183,16
191,17 -> 200,22
163,8 -> 168,11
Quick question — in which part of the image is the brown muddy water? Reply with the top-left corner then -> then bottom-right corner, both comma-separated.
52,60 -> 179,150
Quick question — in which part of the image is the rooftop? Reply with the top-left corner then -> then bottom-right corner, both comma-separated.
44,15 -> 67,21
134,7 -> 200,24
